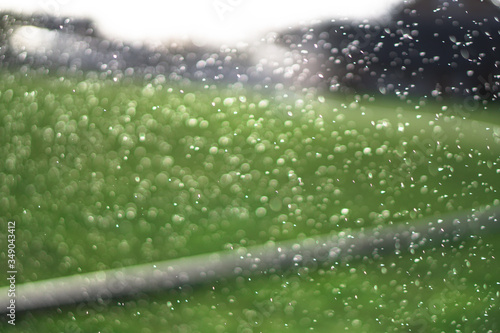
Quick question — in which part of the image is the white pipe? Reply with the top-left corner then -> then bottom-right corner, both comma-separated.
1,207 -> 499,313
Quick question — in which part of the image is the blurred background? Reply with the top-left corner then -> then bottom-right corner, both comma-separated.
0,0 -> 402,45
1,0 -> 499,101
1,1 -> 500,331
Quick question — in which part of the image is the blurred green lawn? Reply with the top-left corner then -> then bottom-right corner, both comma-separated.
1,71 -> 499,332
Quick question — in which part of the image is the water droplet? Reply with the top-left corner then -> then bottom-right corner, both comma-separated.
255,143 -> 266,153
255,207 -> 267,218
270,198 -> 282,212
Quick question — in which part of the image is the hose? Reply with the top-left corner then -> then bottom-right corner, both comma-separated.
1,207 -> 499,313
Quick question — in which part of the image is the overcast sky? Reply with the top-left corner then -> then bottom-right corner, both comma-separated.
0,0 -> 403,45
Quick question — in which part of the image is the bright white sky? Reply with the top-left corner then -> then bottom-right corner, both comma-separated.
0,0 -> 403,45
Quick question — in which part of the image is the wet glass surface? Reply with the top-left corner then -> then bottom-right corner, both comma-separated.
1,0 -> 500,332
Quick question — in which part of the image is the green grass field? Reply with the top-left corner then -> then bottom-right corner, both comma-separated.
1,70 -> 499,332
